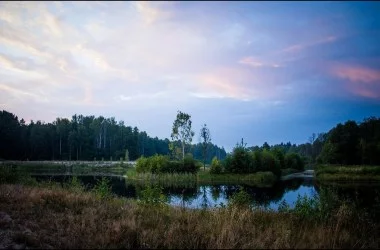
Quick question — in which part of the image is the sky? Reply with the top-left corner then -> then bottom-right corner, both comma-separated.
1,1 -> 380,152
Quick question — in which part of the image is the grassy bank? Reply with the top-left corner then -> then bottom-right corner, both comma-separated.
0,183 -> 379,249
1,162 -> 131,176
197,171 -> 277,186
126,168 -> 277,187
315,165 -> 380,182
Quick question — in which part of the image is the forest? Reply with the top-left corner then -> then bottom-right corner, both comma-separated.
1,109 -> 380,166
0,110 -> 226,162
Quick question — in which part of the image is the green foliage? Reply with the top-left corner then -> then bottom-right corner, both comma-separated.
138,185 -> 168,207
136,154 -> 199,174
182,154 -> 199,173
261,150 -> 281,177
223,145 -> 290,177
226,146 -> 251,173
285,153 -> 304,171
210,156 -> 222,174
171,111 -> 195,159
64,176 -> 84,193
229,187 -> 252,208
93,177 -> 112,199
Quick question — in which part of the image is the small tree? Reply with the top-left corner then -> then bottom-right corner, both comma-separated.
171,111 -> 195,159
200,124 -> 211,171
210,156 -> 222,174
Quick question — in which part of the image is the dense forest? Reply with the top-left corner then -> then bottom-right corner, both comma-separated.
0,110 -> 226,162
247,117 -> 380,166
1,110 -> 379,166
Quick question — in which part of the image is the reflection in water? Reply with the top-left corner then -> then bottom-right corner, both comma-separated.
31,174 -> 380,212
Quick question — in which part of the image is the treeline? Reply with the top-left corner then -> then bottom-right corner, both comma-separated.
246,117 -> 380,166
219,140 -> 304,176
317,117 -> 380,165
0,110 -> 226,162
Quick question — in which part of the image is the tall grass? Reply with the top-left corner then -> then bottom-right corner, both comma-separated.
0,183 -> 378,249
127,172 -> 197,187
316,165 -> 380,182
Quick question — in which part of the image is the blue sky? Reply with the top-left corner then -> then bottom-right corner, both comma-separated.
0,1 -> 379,152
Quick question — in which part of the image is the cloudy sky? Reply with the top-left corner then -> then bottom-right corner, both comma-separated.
1,1 -> 380,151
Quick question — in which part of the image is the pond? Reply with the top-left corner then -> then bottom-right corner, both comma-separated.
31,174 -> 380,212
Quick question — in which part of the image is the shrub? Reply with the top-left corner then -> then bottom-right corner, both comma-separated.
136,154 -> 199,174
229,187 -> 252,208
210,157 -> 222,174
182,155 -> 199,174
285,153 -> 304,171
138,185 -> 168,207
261,150 -> 281,177
93,177 -> 112,199
226,146 -> 251,173
136,156 -> 149,173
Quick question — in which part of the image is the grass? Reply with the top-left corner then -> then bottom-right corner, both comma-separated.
315,165 -> 380,182
126,171 -> 197,188
197,171 -> 277,187
1,165 -> 379,249
0,182 -> 379,249
126,168 -> 278,187
1,161 -> 132,176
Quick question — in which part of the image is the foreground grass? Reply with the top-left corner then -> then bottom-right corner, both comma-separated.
0,183 -> 379,249
316,165 -> 380,182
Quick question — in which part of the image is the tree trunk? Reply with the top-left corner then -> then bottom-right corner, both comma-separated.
59,135 -> 62,159
76,147 -> 79,161
182,141 -> 185,160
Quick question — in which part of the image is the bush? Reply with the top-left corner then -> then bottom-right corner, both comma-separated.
261,150 -> 281,177
229,188 -> 252,208
210,157 -> 222,174
136,154 -> 199,174
182,155 -> 199,174
138,185 -> 168,207
225,146 -> 251,173
93,177 -> 112,199
285,153 -> 305,171
136,156 -> 149,173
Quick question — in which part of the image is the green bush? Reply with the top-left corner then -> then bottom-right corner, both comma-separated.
261,150 -> 281,177
136,154 -> 199,174
136,156 -> 149,173
182,155 -> 199,174
138,185 -> 168,207
285,153 -> 305,171
229,188 -> 252,208
93,177 -> 112,199
210,157 -> 222,174
225,146 -> 251,173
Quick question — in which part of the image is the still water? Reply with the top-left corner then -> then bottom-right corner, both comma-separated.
31,174 -> 380,211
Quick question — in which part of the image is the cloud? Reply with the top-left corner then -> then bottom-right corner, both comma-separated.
238,57 -> 281,68
331,64 -> 380,83
330,64 -> 380,99
282,35 -> 337,53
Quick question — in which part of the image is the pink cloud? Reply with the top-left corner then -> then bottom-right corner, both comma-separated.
331,65 -> 380,83
330,64 -> 380,99
282,35 -> 337,53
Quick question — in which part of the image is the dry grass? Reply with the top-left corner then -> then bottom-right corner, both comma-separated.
0,184 -> 379,249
